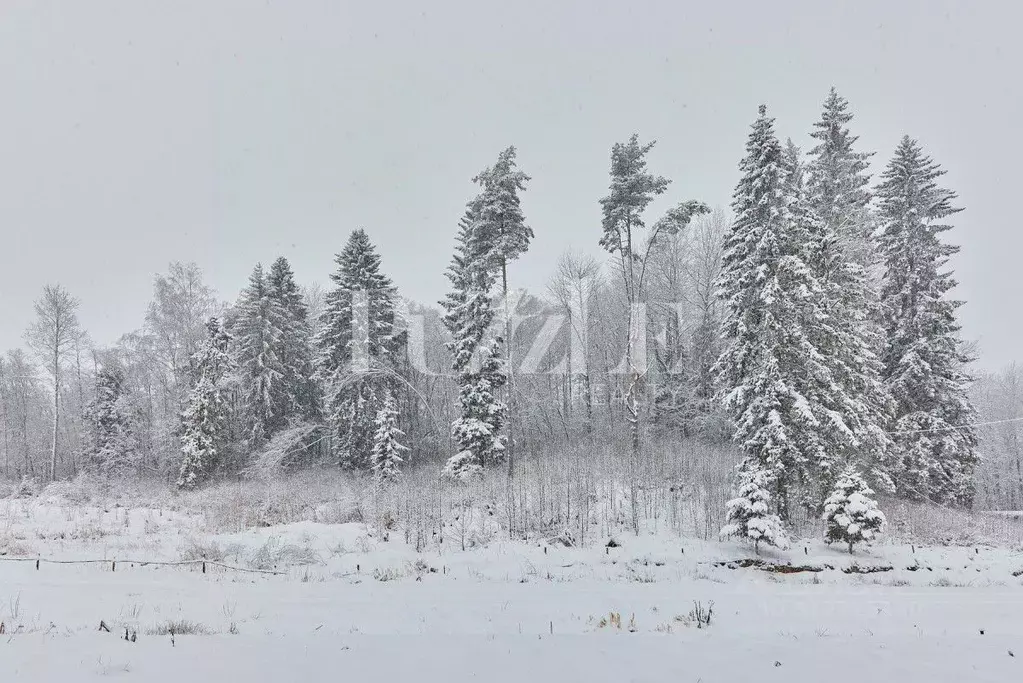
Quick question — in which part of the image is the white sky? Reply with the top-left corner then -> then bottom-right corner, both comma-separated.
0,0 -> 1019,369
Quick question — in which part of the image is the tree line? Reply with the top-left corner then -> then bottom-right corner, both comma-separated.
0,89 -> 990,532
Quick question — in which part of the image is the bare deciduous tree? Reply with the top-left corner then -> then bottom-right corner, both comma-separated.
25,284 -> 81,480
547,250 -> 602,433
145,262 -> 219,414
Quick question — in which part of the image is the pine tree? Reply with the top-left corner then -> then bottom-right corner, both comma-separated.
786,139 -> 894,497
822,465 -> 886,553
371,392 -> 407,484
714,106 -> 832,517
471,146 -> 531,475
84,365 -> 134,476
440,205 -> 507,478
316,229 -> 403,469
267,257 -> 320,423
720,459 -> 790,553
598,135 -> 707,531
232,263 -> 287,447
598,135 -> 670,461
178,318 -> 232,489
876,136 -> 979,506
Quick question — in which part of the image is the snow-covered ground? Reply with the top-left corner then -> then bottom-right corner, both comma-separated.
2,496 -> 1022,681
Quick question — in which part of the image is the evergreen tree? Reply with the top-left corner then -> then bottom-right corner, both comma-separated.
473,146 -> 533,278
720,460 -> 790,553
371,392 -> 407,484
267,256 -> 320,423
471,146 -> 531,474
785,139 -> 894,496
441,211 -> 477,340
446,337 -> 506,480
232,263 -> 287,447
714,106 -> 832,517
84,365 -> 134,476
876,136 -> 979,506
804,91 -> 894,490
178,318 -> 232,489
822,465 -> 886,553
806,88 -> 876,267
316,229 -> 403,469
440,205 -> 507,478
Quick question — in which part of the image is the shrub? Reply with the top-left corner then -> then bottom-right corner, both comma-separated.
720,461 -> 789,553
823,466 -> 886,554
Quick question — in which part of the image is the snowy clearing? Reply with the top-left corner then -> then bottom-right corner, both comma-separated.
2,498 -> 1022,681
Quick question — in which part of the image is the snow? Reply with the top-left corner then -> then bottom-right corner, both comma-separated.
1,497 -> 1023,681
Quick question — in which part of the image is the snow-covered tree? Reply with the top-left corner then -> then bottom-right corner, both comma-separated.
876,136 -> 979,506
720,459 -> 790,554
599,135 -> 669,458
446,337 -> 506,480
178,318 -> 232,489
806,88 -> 877,268
473,147 -> 533,278
471,146 -> 531,473
232,263 -> 287,447
714,106 -> 832,517
25,284 -> 81,480
371,392 -> 407,484
785,139 -> 893,496
316,229 -> 404,469
804,91 -> 894,490
267,256 -> 320,423
441,206 -> 507,478
822,465 -> 886,553
83,365 -> 134,476
598,134 -> 708,467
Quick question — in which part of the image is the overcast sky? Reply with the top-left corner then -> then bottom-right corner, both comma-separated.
0,0 -> 1019,370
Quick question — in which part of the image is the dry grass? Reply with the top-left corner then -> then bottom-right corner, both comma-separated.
885,499 -> 1023,548
4,442 -> 1021,558
178,537 -> 225,562
248,535 -> 322,570
145,619 -> 211,636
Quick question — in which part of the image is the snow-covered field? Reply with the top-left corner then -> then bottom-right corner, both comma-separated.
2,493 -> 1023,682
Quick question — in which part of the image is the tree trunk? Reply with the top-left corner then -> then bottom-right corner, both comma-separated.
50,357 -> 59,481
624,220 -> 641,536
503,260 -> 514,478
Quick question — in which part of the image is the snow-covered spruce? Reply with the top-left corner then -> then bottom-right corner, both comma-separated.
876,136 -> 978,506
806,88 -> 877,268
471,146 -> 532,469
83,364 -> 135,476
782,140 -> 894,499
178,318 -> 232,489
266,256 -> 321,425
316,229 -> 404,469
232,262 -> 287,448
371,392 -> 407,484
714,105 -> 835,515
822,465 -> 886,554
441,448 -> 483,481
803,90 -> 895,493
720,460 -> 790,554
441,203 -> 507,475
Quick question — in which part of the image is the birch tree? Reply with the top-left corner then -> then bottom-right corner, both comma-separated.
25,284 -> 81,480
